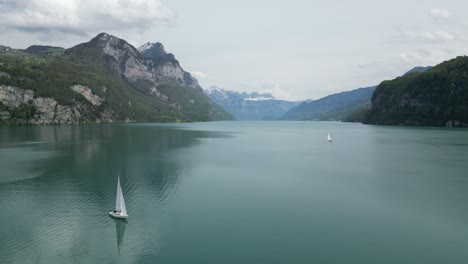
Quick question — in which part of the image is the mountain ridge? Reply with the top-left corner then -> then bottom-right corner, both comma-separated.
0,33 -> 233,125
281,86 -> 376,121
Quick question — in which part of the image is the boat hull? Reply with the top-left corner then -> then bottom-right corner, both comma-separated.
109,211 -> 128,219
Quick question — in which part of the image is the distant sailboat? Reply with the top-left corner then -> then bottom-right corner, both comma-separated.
327,131 -> 332,142
109,176 -> 128,219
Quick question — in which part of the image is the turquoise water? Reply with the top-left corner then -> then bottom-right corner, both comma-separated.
1,122 -> 468,263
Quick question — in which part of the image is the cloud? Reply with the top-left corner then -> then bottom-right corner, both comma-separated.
189,71 -> 208,79
399,51 -> 427,63
399,49 -> 444,66
435,30 -> 455,41
416,31 -> 454,41
430,8 -> 452,20
0,0 -> 175,36
397,30 -> 455,42
261,83 -> 302,101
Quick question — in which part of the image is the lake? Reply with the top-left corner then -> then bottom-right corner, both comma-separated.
1,121 -> 468,264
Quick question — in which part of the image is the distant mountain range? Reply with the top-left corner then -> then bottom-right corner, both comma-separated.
204,86 -> 300,120
0,33 -> 233,125
281,86 -> 376,121
281,66 -> 431,121
366,57 -> 468,126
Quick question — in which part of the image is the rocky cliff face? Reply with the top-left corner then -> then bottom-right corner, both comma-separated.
137,40 -> 199,88
0,85 -> 34,107
138,42 -> 168,59
64,33 -> 203,113
68,33 -> 198,95
0,84 -> 114,125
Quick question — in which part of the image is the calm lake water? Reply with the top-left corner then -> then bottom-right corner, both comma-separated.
1,121 -> 468,264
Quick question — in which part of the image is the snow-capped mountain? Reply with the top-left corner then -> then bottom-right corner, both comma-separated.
205,86 -> 300,120
137,42 -> 176,61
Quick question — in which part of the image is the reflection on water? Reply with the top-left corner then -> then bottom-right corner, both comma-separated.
113,218 -> 127,255
0,123 -> 223,263
0,147 -> 56,183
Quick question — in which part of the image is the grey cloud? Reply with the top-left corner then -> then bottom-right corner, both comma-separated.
395,28 -> 455,43
0,0 -> 175,36
430,8 -> 452,20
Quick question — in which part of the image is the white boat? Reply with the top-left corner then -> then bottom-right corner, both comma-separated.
327,131 -> 332,142
109,176 -> 128,219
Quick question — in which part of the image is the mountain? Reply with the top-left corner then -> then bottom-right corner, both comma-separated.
137,42 -> 175,61
282,86 -> 376,121
204,86 -> 299,120
365,56 -> 468,127
282,66 -> 431,121
0,33 -> 233,125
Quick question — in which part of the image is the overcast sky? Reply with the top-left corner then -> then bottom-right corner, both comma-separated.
1,0 -> 468,100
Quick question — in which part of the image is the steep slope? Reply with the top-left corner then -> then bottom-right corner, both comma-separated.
282,86 -> 376,120
0,33 -> 233,125
204,86 -> 299,120
366,56 -> 468,126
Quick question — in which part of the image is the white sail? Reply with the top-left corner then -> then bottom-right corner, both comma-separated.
327,132 -> 332,142
115,176 -> 127,216
115,177 -> 121,211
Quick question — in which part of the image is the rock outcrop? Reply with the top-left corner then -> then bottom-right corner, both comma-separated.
0,85 -> 34,107
0,84 -> 115,125
137,42 -> 168,59
71,84 -> 104,106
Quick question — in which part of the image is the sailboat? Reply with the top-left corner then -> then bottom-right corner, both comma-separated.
327,131 -> 332,142
109,176 -> 128,219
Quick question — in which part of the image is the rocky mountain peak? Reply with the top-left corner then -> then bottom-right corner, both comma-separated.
206,86 -> 228,98
137,42 -> 176,62
64,33 -> 198,91
138,42 -> 166,54
89,32 -> 139,58
207,86 -> 224,93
